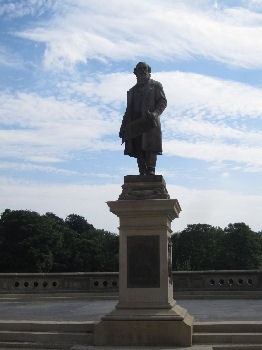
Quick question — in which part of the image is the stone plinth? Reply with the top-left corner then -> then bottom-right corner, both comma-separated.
119,175 -> 170,200
94,176 -> 193,346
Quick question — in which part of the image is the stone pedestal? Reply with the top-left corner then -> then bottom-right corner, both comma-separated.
94,176 -> 193,346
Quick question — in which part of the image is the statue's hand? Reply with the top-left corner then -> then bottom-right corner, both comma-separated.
146,110 -> 158,120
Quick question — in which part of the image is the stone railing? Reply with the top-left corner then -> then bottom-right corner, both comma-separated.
173,270 -> 262,296
0,270 -> 261,297
0,272 -> 119,294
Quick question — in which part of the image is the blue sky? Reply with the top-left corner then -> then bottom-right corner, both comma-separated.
0,0 -> 261,233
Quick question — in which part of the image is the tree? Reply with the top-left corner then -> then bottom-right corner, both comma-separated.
172,224 -> 224,270
57,228 -> 119,272
222,223 -> 261,269
64,214 -> 105,271
172,222 -> 262,271
44,213 -> 99,272
91,229 -> 119,271
0,209 -> 119,273
65,214 -> 94,235
0,209 -> 58,272
43,212 -> 69,272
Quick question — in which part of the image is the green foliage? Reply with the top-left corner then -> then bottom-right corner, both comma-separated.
0,209 -> 118,273
172,224 -> 224,270
92,229 -> 119,271
65,214 -> 94,235
0,209 -> 58,272
173,222 -> 262,271
222,223 -> 261,269
0,208 -> 260,273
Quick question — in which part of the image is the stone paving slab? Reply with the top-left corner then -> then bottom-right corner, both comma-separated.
0,297 -> 261,322
0,341 -> 213,350
8,347 -> 211,350
178,299 -> 262,322
75,347 -> 213,350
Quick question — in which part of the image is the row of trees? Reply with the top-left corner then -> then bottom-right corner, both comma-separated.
0,209 -> 118,272
172,223 -> 262,270
0,209 -> 261,272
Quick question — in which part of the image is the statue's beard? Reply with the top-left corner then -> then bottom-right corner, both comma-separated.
136,74 -> 150,85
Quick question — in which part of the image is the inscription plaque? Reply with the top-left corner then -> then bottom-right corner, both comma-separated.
127,235 -> 160,288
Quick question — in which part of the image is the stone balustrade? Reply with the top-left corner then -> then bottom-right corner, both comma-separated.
173,270 -> 262,294
0,272 -> 119,294
0,270 -> 261,297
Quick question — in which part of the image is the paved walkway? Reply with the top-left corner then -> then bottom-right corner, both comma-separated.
73,347 -> 212,350
0,295 -> 261,322
0,296 -> 261,349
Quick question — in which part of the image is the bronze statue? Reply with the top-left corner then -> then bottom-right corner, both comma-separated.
119,62 -> 167,175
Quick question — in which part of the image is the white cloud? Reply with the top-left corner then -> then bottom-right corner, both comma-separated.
0,177 -> 261,233
169,184 -> 262,232
0,0 -> 57,18
158,71 -> 262,120
0,91 -> 121,161
167,118 -> 260,144
158,71 -> 262,171
244,0 -> 262,12
0,45 -> 23,69
0,70 -> 261,171
27,156 -> 64,163
0,161 -> 120,179
59,72 -> 133,107
0,161 -> 81,176
164,140 -> 262,172
13,0 -> 262,70
0,177 -> 120,232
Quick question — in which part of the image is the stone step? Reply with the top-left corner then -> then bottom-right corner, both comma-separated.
193,332 -> 262,344
0,320 -> 95,333
0,341 -> 66,349
0,321 -> 94,348
0,330 -> 93,346
213,346 -> 262,350
174,291 -> 262,299
194,322 -> 262,346
194,321 -> 262,333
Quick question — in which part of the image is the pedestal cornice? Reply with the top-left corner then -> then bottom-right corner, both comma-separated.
107,198 -> 181,221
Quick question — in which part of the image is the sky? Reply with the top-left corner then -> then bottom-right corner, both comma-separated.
0,0 -> 261,234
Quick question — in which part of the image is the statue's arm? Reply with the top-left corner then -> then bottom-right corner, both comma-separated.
119,89 -> 133,141
154,82 -> 167,116
147,82 -> 167,119
119,112 -> 128,140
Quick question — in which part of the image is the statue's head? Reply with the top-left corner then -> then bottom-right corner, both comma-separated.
134,62 -> 151,83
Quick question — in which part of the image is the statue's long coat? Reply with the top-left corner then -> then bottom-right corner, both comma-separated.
120,79 -> 167,157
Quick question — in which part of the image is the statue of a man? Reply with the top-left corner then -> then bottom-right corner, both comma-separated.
119,62 -> 167,175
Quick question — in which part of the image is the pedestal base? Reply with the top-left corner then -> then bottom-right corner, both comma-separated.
94,303 -> 193,346
96,176 -> 193,346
